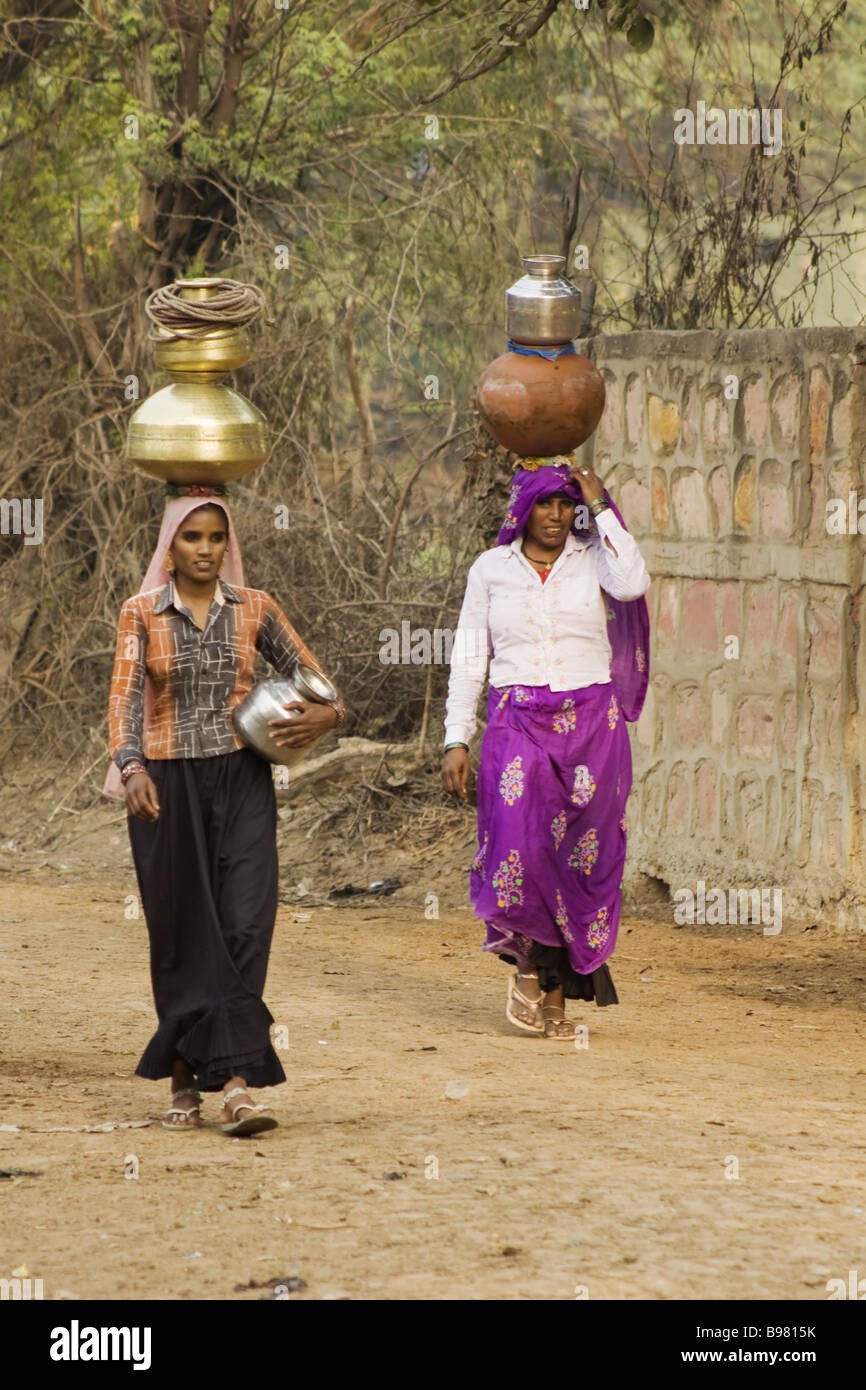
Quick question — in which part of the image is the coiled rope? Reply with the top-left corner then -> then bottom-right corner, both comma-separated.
145,278 -> 268,341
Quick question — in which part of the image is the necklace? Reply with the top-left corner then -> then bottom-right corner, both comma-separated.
523,547 -> 560,571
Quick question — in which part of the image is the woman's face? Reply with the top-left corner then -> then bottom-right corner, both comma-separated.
524,492 -> 575,549
169,505 -> 228,583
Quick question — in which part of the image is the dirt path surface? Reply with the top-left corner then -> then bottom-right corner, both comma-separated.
2,869 -> 865,1301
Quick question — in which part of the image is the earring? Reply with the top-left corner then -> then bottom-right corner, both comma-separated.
164,554 -> 174,572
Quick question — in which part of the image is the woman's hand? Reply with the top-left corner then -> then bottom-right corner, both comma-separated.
268,701 -> 338,749
569,463 -> 605,506
441,747 -> 471,804
569,461 -> 619,553
126,772 -> 160,822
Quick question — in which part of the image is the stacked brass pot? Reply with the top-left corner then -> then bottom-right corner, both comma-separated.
126,278 -> 270,485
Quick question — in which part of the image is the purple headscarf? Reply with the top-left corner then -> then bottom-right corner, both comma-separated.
497,461 -> 650,722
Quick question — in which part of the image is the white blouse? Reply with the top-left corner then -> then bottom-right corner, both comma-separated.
443,506 -> 651,747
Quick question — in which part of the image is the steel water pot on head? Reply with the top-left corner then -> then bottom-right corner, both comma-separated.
233,663 -> 338,766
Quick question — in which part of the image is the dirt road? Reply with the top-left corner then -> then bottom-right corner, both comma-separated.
1,870 -> 865,1300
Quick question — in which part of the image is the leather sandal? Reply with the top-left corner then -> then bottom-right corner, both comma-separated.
162,1087 -> 202,1129
220,1085 -> 278,1136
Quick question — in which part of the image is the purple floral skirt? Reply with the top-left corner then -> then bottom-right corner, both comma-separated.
470,682 -> 631,1005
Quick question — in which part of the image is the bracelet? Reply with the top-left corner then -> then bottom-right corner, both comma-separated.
444,741 -> 469,752
589,498 -> 608,515
332,703 -> 346,730
120,761 -> 146,785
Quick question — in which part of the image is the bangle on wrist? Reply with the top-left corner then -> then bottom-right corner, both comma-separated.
120,761 -> 146,785
444,741 -> 468,752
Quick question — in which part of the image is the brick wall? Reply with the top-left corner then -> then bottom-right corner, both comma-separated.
575,327 -> 866,929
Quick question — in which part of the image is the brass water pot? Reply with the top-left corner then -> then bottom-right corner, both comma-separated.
126,279 -> 270,484
125,381 -> 270,484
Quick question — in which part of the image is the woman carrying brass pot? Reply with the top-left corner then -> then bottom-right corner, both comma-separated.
104,493 -> 345,1133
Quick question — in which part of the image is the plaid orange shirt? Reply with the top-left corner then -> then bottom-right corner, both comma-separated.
109,579 -> 345,768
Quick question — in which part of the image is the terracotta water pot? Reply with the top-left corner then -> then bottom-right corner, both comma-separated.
477,348 -> 606,457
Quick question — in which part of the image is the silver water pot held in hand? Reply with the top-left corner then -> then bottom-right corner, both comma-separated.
233,663 -> 338,766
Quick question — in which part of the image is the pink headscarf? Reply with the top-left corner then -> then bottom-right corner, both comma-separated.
101,494 -> 245,802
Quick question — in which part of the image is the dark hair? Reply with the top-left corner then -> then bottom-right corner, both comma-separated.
185,502 -> 229,534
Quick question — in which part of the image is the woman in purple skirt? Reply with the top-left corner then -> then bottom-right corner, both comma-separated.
441,457 -> 650,1039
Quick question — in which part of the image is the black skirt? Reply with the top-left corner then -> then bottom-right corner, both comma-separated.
127,748 -> 286,1091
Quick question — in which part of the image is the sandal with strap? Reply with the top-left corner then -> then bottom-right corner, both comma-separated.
162,1087 -> 202,1130
506,972 -> 544,1035
220,1085 -> 278,1137
541,1003 -> 577,1042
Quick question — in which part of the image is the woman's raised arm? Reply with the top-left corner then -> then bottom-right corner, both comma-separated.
592,508 -> 651,601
